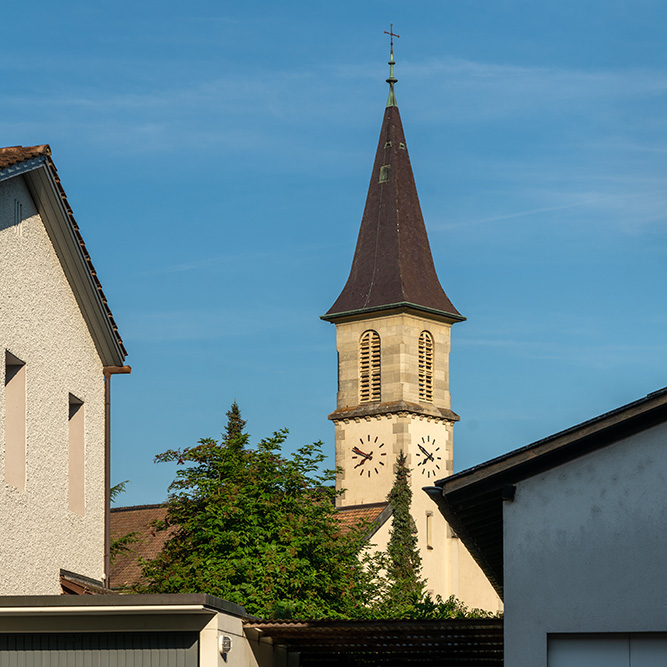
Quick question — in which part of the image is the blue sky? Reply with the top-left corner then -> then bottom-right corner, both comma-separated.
4,1 -> 667,506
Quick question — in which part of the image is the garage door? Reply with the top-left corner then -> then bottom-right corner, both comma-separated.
0,631 -> 198,666
549,634 -> 667,667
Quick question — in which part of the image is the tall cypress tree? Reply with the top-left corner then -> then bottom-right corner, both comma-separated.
386,451 -> 425,612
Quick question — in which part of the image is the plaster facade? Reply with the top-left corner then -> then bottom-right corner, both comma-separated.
503,420 -> 667,666
0,175 -> 106,593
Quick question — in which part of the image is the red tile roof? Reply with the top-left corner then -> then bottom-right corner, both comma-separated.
337,502 -> 390,534
0,144 -> 126,359
110,504 -> 172,589
110,501 -> 391,589
0,144 -> 51,169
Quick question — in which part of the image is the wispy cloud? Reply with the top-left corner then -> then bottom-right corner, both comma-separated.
459,336 -> 667,369
405,58 -> 667,121
441,199 -> 600,230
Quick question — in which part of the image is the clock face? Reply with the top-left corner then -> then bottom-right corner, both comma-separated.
351,435 -> 387,478
415,435 -> 442,479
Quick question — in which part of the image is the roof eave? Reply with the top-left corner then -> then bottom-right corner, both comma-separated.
14,160 -> 126,366
321,301 -> 466,324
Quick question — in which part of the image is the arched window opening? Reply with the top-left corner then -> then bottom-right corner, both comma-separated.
359,330 -> 381,403
419,331 -> 434,402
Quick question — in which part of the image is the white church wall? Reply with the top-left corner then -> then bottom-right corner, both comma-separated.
503,420 -> 667,667
0,175 -> 106,593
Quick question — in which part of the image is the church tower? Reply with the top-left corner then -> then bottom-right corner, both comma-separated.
323,42 -> 500,609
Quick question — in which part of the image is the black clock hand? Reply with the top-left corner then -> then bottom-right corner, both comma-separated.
418,443 -> 435,462
352,447 -> 372,460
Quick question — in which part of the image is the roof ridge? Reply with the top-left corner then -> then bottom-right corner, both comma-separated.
111,503 -> 167,512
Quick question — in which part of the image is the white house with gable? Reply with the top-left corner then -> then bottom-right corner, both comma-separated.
0,144 -> 129,594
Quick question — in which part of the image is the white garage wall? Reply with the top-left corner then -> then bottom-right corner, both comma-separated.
503,421 -> 667,667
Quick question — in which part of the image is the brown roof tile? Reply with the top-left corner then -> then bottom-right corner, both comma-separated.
110,501 -> 392,589
110,504 -> 173,589
0,144 -> 126,359
323,102 -> 463,322
0,144 -> 51,169
337,502 -> 390,534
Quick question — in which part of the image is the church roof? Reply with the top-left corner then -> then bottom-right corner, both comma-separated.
0,144 -> 127,364
323,89 -> 463,322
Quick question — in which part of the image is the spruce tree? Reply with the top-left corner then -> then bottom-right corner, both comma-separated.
385,451 -> 425,613
224,400 -> 246,442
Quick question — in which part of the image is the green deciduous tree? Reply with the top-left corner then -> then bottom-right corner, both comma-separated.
137,409 -> 376,619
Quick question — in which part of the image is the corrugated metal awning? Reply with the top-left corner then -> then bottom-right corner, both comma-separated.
244,618 -> 503,666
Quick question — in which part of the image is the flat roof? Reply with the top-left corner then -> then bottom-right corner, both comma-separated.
0,593 -> 246,617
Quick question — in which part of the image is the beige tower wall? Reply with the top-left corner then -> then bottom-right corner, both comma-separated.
331,310 -> 502,612
334,312 -> 453,412
0,175 -> 106,594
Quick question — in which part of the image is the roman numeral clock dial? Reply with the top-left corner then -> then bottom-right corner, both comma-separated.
416,435 -> 442,479
351,435 -> 387,477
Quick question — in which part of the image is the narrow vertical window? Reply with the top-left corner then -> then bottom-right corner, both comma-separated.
5,352 -> 26,489
359,330 -> 381,403
68,394 -> 85,516
426,511 -> 434,549
419,331 -> 434,402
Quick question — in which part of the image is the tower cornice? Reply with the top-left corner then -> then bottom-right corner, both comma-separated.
329,399 -> 460,423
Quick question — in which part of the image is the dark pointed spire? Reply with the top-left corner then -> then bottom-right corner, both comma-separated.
323,42 -> 464,323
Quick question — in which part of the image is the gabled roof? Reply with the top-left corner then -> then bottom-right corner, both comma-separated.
323,96 -> 463,323
336,502 -> 392,539
60,569 -> 110,595
0,144 -> 126,365
427,386 -> 667,600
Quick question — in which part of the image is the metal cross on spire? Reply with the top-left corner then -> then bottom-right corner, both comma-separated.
384,23 -> 399,107
384,23 -> 400,59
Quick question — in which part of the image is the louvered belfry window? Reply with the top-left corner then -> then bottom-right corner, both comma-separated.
419,331 -> 434,402
359,330 -> 381,403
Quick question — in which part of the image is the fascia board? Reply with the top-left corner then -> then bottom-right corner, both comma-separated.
22,164 -> 125,367
0,157 -> 49,183
0,605 -> 209,616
